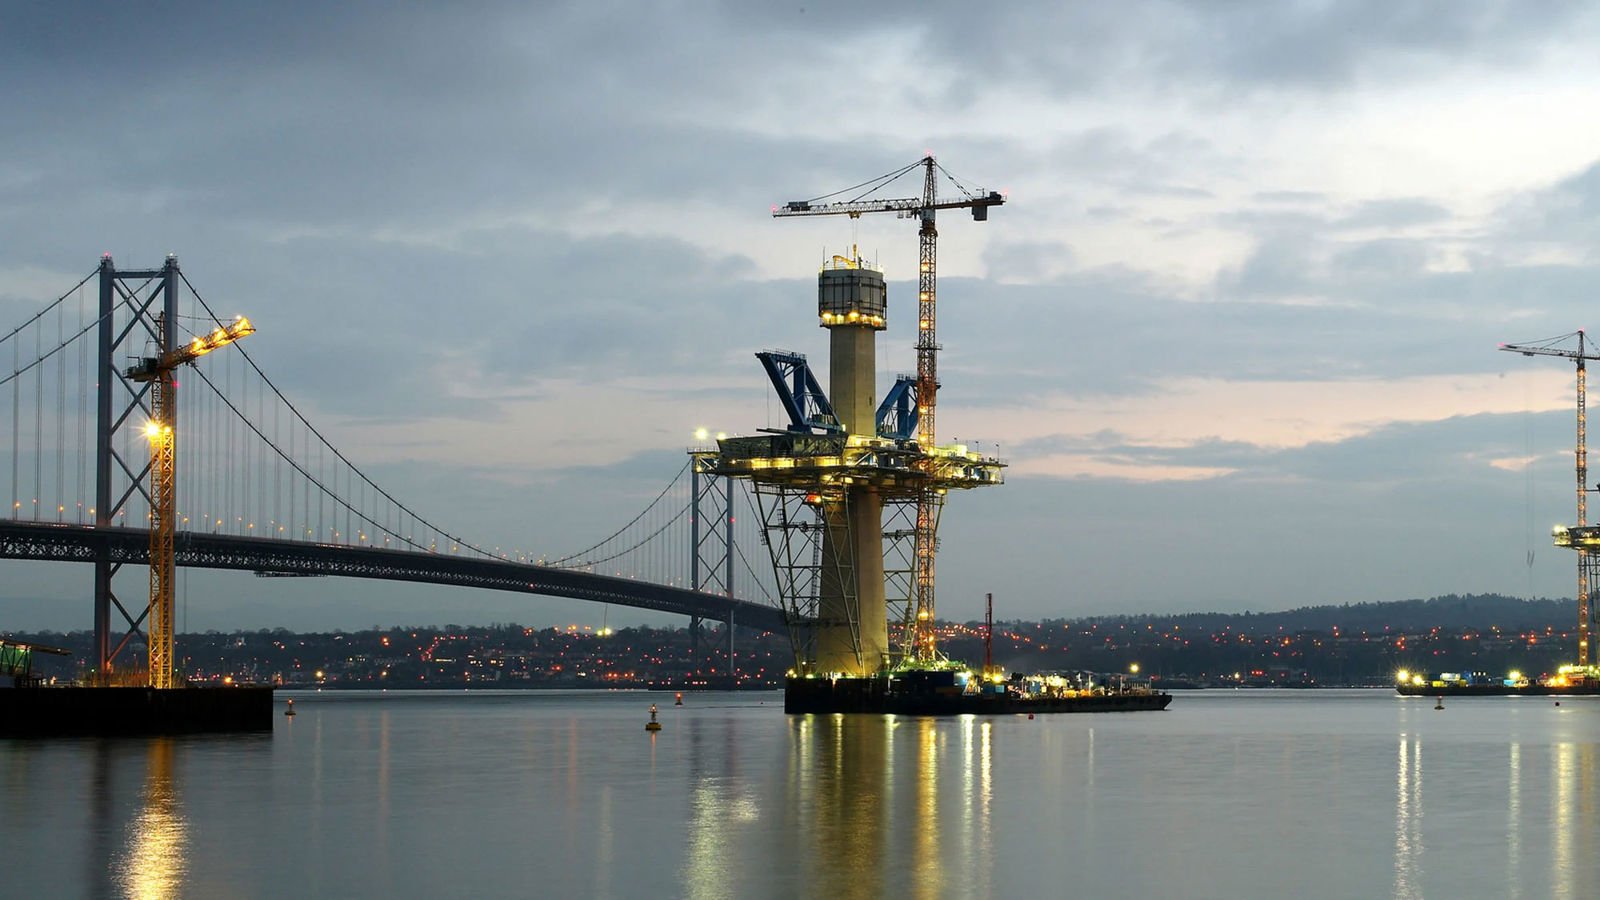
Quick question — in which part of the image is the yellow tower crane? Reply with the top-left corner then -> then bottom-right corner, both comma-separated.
775,156 -> 1004,662
1502,330 -> 1600,668
126,314 -> 255,689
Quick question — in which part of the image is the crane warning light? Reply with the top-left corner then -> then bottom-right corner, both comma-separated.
804,493 -> 823,506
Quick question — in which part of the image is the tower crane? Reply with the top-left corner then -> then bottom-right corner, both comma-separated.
775,156 -> 1004,662
1501,330 -> 1600,667
126,313 -> 255,688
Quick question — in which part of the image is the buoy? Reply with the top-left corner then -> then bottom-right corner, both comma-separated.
285,698 -> 296,717
674,692 -> 683,706
1027,713 -> 1035,720
1555,700 -> 1561,706
645,703 -> 662,732
1435,696 -> 1444,710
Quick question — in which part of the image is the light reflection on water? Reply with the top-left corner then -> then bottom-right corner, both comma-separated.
772,713 -> 994,900
1392,733 -> 1422,899
114,739 -> 187,900
1,690 -> 1597,897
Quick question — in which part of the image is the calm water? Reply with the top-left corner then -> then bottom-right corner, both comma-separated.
2,689 -> 1597,898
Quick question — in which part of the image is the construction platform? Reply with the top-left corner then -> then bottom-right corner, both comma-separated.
785,672 -> 1172,715
0,686 -> 275,737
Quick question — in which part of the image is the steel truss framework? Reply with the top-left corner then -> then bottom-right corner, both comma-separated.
0,521 -> 789,633
881,495 -> 944,658
748,482 -> 829,668
94,256 -> 180,674
689,453 -> 738,669
719,431 -> 995,669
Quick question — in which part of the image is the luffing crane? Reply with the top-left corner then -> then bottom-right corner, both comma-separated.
1501,330 -> 1600,667
125,313 -> 255,688
774,156 -> 1004,661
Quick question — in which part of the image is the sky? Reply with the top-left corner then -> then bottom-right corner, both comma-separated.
5,1 -> 1600,632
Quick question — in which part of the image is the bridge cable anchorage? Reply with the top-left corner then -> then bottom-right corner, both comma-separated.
178,270 -> 493,559
545,459 -> 691,566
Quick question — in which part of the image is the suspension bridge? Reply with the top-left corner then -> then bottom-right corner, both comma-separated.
0,256 -> 791,679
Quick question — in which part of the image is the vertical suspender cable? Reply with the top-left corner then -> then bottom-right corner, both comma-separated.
35,313 -> 42,518
77,285 -> 86,522
56,295 -> 64,520
10,334 -> 18,519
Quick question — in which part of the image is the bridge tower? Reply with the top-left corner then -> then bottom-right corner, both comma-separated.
689,452 -> 736,675
92,255 -> 181,678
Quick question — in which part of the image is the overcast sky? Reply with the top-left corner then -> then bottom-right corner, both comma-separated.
6,1 -> 1600,632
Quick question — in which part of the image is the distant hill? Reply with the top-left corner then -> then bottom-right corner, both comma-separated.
6,592 -> 1581,687
1014,593 -> 1574,635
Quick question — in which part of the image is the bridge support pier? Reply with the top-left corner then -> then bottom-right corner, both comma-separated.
690,615 -> 701,673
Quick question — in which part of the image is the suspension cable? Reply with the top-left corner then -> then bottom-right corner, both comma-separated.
0,267 -> 98,350
179,270 -> 493,557
0,305 -> 116,390
545,459 -> 690,565
190,365 -> 450,555
560,499 -> 691,569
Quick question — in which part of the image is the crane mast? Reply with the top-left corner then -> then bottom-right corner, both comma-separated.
126,313 -> 255,688
775,155 -> 1003,662
1502,330 -> 1598,667
913,159 -> 940,660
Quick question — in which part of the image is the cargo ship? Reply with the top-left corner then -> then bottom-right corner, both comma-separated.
785,668 -> 1172,715
1393,665 -> 1600,698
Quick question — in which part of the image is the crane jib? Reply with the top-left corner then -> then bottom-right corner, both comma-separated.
773,193 -> 1004,219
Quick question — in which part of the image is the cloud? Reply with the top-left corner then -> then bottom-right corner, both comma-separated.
6,2 -> 1600,630
1335,198 -> 1453,230
1498,159 -> 1600,256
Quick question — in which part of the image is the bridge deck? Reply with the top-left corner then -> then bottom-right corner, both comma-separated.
0,522 -> 791,633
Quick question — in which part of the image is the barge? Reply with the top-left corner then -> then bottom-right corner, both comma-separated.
0,685 -> 275,737
1394,665 -> 1600,698
1,638 -> 274,736
786,668 -> 1172,715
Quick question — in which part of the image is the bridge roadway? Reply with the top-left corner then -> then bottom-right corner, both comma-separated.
0,522 -> 791,633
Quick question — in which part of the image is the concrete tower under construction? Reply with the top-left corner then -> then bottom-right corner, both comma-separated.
815,262 -> 889,673
710,255 -> 1004,677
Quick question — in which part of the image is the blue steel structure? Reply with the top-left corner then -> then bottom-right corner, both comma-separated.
756,351 -> 841,434
874,375 -> 919,441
